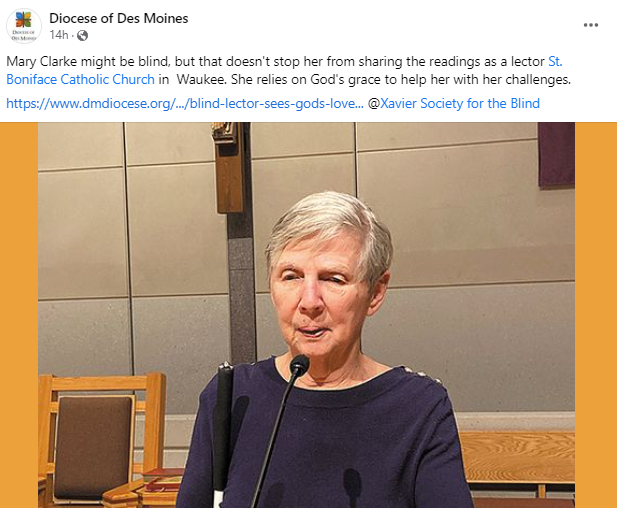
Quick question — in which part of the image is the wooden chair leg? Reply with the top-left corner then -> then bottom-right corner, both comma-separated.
538,484 -> 547,498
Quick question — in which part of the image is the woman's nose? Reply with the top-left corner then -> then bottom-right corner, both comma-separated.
298,279 -> 324,314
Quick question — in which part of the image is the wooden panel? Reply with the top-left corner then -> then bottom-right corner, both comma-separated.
538,484 -> 547,498
473,499 -> 574,508
138,488 -> 178,506
143,373 -> 166,471
51,375 -> 148,391
38,375 -> 56,508
38,477 -> 46,508
38,375 -> 53,476
461,431 -> 575,484
50,400 -> 146,414
102,479 -> 142,507
215,123 -> 245,213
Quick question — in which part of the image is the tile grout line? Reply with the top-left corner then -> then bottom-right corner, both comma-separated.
37,292 -> 232,303
250,137 -> 538,162
122,122 -> 137,376
353,122 -> 359,197
38,161 -> 216,174
357,137 -> 538,155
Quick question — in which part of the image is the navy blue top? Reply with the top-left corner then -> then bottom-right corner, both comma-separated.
176,357 -> 473,508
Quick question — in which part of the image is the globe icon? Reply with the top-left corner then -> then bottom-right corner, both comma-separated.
77,30 -> 88,41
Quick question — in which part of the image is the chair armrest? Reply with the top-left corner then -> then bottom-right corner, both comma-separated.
38,477 -> 47,508
102,479 -> 143,507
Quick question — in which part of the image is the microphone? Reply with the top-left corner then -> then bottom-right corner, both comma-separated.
289,353 -> 310,378
249,355 -> 310,508
213,362 -> 234,507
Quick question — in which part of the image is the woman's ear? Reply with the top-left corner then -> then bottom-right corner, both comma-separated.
367,271 -> 391,317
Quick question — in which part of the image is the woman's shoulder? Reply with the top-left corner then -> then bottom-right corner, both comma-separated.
232,356 -> 279,377
399,366 -> 446,389
389,365 -> 451,405
198,357 -> 277,401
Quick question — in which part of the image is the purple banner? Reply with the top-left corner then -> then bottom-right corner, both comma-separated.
538,122 -> 575,187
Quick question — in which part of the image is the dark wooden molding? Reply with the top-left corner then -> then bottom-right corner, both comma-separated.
214,123 -> 245,213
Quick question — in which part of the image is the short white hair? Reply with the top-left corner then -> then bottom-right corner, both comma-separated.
265,191 -> 393,288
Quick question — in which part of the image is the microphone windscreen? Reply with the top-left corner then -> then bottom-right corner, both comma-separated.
289,354 -> 310,377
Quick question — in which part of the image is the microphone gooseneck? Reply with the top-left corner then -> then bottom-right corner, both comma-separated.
249,355 -> 310,508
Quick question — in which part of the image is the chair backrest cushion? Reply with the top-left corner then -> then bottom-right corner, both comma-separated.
54,396 -> 134,501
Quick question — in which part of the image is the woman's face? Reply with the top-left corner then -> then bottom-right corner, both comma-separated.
270,232 -> 389,362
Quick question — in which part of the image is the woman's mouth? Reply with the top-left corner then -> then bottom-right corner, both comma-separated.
298,327 -> 329,338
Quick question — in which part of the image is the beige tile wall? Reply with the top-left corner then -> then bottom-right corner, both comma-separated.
359,140 -> 574,287
38,168 -> 129,299
39,299 -> 133,376
127,163 -> 227,296
38,123 -> 228,300
252,122 -> 574,412
38,123 -> 124,171
39,122 -> 575,413
357,122 -> 537,151
38,123 -> 229,413
252,122 -> 354,159
251,122 -> 573,290
125,123 -> 216,166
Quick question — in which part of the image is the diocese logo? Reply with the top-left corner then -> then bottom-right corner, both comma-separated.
6,7 -> 41,43
16,11 -> 31,27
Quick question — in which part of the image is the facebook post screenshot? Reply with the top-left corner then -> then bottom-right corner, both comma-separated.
1,1 -> 611,507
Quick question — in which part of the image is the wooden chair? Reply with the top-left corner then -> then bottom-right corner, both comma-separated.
461,431 -> 575,507
38,373 -> 166,508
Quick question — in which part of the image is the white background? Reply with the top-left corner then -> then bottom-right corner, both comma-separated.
1,0 -> 615,121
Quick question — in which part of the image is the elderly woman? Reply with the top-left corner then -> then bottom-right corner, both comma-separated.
177,191 -> 473,508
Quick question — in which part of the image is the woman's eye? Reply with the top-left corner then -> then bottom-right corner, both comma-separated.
282,273 -> 297,281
